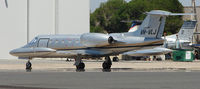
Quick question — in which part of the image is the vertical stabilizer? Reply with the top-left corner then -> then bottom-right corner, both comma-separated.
127,10 -> 195,39
178,21 -> 197,42
128,10 -> 169,38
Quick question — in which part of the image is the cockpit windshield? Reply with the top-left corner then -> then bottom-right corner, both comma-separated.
29,37 -> 38,44
23,37 -> 38,48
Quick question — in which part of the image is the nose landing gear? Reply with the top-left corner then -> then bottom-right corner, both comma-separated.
26,60 -> 32,72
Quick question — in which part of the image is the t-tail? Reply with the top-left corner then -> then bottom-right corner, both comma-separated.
127,10 -> 195,39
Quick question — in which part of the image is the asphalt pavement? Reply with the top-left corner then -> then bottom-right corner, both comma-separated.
0,59 -> 200,89
0,72 -> 200,89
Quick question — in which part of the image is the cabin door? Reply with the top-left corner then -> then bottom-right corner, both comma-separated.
38,38 -> 49,47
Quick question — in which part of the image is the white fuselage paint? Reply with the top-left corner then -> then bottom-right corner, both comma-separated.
10,34 -> 163,58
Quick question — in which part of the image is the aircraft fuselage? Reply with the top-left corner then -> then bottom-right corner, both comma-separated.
10,33 -> 163,59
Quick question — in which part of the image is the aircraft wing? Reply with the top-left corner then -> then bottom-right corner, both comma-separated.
122,47 -> 173,56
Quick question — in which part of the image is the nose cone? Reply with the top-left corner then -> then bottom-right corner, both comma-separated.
9,48 -> 21,56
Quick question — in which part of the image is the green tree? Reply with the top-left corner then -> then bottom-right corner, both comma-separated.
90,0 -> 128,33
90,0 -> 184,35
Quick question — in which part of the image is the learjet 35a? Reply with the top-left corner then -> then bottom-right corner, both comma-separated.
10,10 -> 194,70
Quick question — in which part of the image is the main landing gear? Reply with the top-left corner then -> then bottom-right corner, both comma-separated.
74,55 -> 85,71
112,57 -> 119,62
102,56 -> 112,71
74,55 -> 118,72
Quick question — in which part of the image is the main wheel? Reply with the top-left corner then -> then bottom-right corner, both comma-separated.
102,62 -> 111,69
76,62 -> 85,70
26,61 -> 32,69
113,57 -> 119,62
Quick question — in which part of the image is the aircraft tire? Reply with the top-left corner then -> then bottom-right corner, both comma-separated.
113,57 -> 119,62
76,62 -> 85,70
26,61 -> 32,69
102,62 -> 111,69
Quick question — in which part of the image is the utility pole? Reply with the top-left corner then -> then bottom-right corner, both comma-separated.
55,0 -> 59,34
192,0 -> 199,44
5,0 -> 8,8
27,0 -> 30,43
192,0 -> 197,20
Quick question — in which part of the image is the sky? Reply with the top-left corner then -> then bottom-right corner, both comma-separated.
90,0 -> 200,13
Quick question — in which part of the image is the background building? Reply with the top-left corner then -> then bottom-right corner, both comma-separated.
0,0 -> 89,59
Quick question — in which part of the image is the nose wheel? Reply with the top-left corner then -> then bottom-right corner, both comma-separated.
26,60 -> 32,70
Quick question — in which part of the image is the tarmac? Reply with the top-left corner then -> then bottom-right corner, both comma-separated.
1,59 -> 200,72
1,72 -> 200,89
0,59 -> 200,89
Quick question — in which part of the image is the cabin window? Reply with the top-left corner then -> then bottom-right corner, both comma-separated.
68,40 -> 72,44
76,40 -> 79,43
55,40 -> 58,44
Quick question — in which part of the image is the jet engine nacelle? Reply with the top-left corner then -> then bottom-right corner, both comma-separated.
80,33 -> 114,47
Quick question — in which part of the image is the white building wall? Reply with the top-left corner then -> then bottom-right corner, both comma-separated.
0,0 -> 89,59
59,0 -> 90,34
29,0 -> 55,40
0,0 -> 27,59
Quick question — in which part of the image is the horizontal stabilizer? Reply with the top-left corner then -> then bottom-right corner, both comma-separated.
146,10 -> 195,16
169,13 -> 195,16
